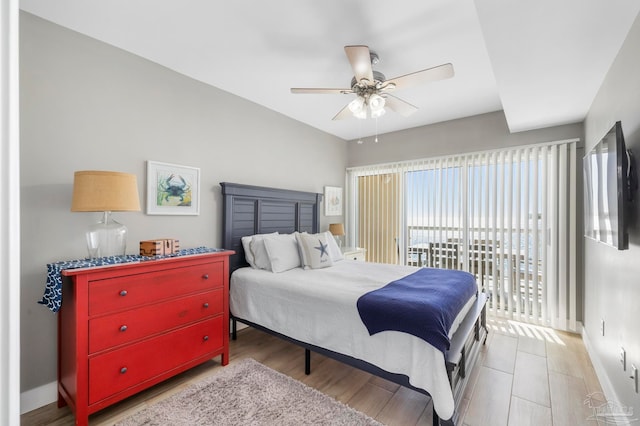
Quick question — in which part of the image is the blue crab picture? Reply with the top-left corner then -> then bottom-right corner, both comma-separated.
156,173 -> 192,206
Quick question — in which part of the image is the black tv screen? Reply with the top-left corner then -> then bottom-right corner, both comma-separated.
583,121 -> 630,250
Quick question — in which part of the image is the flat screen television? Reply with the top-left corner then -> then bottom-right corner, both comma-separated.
583,121 -> 634,250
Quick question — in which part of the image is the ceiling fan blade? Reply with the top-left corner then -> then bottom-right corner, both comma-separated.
291,88 -> 352,94
384,94 -> 418,117
332,104 -> 354,121
385,63 -> 454,91
344,45 -> 374,85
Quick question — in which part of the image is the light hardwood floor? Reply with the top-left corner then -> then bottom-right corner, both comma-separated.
21,317 -> 604,425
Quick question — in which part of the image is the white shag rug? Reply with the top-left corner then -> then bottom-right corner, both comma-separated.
116,358 -> 383,425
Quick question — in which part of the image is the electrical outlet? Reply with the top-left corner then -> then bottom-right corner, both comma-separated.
621,347 -> 626,371
631,365 -> 638,393
601,319 -> 605,336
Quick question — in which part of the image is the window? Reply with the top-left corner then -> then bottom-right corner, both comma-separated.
346,140 -> 578,330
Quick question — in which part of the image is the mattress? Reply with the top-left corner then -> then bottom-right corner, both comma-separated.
230,260 -> 477,420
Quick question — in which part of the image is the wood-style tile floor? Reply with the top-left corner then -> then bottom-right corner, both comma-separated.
21,316 -> 603,425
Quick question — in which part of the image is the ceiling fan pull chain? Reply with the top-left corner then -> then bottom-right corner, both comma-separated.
374,118 -> 379,143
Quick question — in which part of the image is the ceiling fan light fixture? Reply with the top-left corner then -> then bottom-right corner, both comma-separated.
370,107 -> 385,119
354,109 -> 367,119
369,94 -> 385,111
348,96 -> 365,114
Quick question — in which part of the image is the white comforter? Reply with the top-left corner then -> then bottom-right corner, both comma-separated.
230,260 -> 476,420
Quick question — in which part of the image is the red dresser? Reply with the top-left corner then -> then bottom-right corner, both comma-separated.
56,251 -> 233,425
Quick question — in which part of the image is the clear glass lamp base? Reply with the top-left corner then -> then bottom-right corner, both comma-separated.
86,211 -> 128,258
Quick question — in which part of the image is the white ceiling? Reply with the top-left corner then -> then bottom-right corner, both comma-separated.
19,0 -> 640,141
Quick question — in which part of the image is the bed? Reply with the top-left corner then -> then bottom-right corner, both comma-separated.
221,182 -> 487,426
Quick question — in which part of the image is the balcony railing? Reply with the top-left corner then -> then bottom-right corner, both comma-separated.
406,225 -> 543,316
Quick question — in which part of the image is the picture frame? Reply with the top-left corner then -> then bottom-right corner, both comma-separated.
324,186 -> 343,216
146,161 -> 200,215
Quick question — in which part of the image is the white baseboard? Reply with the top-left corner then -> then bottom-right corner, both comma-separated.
582,327 -> 620,404
20,380 -> 57,415
581,329 -> 636,425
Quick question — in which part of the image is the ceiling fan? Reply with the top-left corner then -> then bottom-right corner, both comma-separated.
291,45 -> 454,120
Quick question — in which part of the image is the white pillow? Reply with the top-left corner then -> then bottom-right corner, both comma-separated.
296,232 -> 333,269
295,232 -> 309,268
263,234 -> 301,273
251,236 -> 273,270
324,231 -> 344,262
242,232 -> 278,268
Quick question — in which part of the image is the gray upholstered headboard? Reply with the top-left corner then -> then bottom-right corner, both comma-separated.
220,182 -> 322,273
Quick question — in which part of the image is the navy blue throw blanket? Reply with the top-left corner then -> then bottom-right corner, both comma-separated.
357,268 -> 477,353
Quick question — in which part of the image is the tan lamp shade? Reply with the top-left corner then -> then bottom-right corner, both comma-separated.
329,223 -> 345,236
71,171 -> 141,212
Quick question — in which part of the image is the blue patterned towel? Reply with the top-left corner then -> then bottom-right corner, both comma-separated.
39,247 -> 225,313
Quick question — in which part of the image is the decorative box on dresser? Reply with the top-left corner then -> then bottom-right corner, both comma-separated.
56,250 -> 233,426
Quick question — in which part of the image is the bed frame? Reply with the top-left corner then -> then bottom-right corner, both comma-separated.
220,182 -> 488,426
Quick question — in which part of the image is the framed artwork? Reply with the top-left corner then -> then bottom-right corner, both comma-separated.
146,161 -> 200,215
324,186 -> 343,216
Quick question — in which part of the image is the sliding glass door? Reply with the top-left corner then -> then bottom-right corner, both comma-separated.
346,140 -> 578,330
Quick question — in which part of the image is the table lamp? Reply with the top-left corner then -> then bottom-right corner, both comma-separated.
71,171 -> 141,258
329,223 -> 345,248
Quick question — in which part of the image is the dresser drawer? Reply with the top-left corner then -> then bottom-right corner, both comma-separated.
88,289 -> 223,354
88,316 -> 223,404
89,261 -> 223,316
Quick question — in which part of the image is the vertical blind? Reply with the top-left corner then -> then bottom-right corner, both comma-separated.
346,139 -> 579,331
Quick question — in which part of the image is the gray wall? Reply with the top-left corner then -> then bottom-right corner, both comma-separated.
583,12 -> 640,413
347,110 -> 583,167
20,12 -> 346,395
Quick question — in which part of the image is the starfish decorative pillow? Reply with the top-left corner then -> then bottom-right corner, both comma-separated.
296,232 -> 334,269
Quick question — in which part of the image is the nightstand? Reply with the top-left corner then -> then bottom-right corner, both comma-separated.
341,247 -> 366,261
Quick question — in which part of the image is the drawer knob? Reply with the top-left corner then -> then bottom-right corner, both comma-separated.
119,290 -> 128,297
203,335 -> 209,341
119,325 -> 128,332
120,367 -> 127,374
202,274 -> 209,280
203,302 -> 209,308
